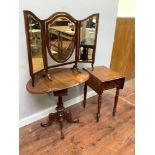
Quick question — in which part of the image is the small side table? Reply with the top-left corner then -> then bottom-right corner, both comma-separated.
83,66 -> 125,122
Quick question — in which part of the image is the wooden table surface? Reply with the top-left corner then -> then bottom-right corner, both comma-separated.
85,66 -> 122,82
27,68 -> 89,94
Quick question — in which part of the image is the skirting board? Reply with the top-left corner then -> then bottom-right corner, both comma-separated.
19,90 -> 96,128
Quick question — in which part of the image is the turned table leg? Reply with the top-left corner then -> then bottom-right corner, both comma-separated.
96,94 -> 102,122
83,83 -> 87,108
112,88 -> 120,117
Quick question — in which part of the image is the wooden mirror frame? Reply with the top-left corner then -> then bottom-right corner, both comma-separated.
45,12 -> 78,64
23,11 -> 47,86
77,14 -> 99,70
23,11 -> 99,86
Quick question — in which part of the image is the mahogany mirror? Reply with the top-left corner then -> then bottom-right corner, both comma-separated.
24,11 -> 46,86
46,16 -> 76,63
23,11 -> 99,86
28,14 -> 44,72
78,14 -> 99,68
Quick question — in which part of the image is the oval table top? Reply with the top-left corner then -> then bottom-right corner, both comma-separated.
27,68 -> 89,94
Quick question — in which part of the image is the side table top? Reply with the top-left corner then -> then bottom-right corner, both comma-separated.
85,66 -> 124,82
26,68 -> 89,94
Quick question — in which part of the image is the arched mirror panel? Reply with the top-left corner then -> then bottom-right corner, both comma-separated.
78,14 -> 99,65
24,12 -> 44,74
23,11 -> 99,86
46,14 -> 77,63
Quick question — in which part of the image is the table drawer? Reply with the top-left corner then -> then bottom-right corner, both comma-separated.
102,78 -> 125,90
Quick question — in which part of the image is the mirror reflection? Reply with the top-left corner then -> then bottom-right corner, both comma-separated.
47,17 -> 75,63
28,14 -> 44,73
79,15 -> 98,61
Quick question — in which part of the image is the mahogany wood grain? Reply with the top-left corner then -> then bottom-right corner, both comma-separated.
27,68 -> 89,139
84,66 -> 125,121
27,68 -> 89,94
85,66 -> 122,83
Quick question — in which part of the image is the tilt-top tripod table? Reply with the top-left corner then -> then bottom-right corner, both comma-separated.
27,68 -> 89,139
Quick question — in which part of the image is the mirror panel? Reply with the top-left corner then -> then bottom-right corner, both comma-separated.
28,14 -> 44,73
79,15 -> 98,62
47,17 -> 76,63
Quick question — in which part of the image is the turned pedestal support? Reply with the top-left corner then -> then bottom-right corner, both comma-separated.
40,89 -> 79,139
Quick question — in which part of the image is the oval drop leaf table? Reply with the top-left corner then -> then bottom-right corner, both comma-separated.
27,68 -> 89,139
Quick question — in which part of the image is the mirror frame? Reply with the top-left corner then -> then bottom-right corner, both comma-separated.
23,10 -> 47,86
45,12 -> 78,64
77,13 -> 99,70
23,11 -> 99,86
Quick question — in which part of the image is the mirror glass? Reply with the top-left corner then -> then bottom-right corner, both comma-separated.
28,14 -> 44,73
47,17 -> 75,63
79,15 -> 98,61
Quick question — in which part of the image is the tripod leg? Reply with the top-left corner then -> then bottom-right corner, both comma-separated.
40,113 -> 56,127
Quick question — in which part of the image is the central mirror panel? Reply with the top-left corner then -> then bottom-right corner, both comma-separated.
47,17 -> 76,63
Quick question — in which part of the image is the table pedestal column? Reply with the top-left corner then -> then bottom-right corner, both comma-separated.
40,89 -> 79,139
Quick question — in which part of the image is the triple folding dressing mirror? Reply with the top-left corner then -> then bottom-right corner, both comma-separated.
24,11 -> 99,86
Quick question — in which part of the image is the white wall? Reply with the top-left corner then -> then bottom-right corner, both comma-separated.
117,0 -> 135,17
19,0 -> 119,123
